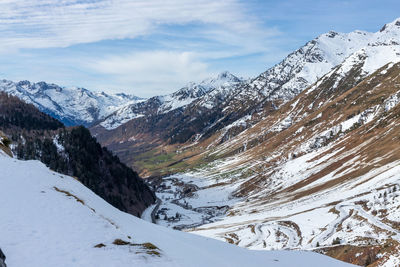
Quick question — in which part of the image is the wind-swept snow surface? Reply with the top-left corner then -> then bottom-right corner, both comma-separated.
0,153 -> 352,267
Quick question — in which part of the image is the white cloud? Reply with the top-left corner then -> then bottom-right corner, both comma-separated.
86,50 -> 211,97
0,0 -> 254,49
0,0 -> 287,97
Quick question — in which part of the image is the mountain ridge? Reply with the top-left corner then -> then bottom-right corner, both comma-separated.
146,60 -> 400,266
97,71 -> 243,130
0,79 -> 144,126
2,16 -> 400,267
87,17 -> 400,177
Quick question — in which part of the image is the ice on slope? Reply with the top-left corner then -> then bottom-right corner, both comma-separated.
0,153 -> 353,267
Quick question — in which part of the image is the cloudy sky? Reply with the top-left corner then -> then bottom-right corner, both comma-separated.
0,0 -> 399,97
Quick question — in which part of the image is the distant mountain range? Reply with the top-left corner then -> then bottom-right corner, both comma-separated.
86,17 -> 400,177
98,71 -> 244,130
1,18 -> 399,176
2,17 -> 400,266
0,79 -> 144,126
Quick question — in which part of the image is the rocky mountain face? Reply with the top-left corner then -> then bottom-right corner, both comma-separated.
0,92 -> 155,216
90,71 -> 245,175
149,60 -> 400,266
89,18 -> 400,178
0,248 -> 5,267
0,79 -> 143,126
127,18 -> 400,266
2,17 -> 400,267
96,71 -> 243,130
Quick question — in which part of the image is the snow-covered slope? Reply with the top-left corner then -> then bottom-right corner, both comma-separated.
99,71 -> 243,130
245,30 -> 372,102
159,71 -> 242,113
224,18 -> 399,114
0,152 -> 352,267
0,79 -> 143,126
147,60 -> 400,266
209,17 -> 400,145
92,18 -> 400,178
98,27 -> 377,131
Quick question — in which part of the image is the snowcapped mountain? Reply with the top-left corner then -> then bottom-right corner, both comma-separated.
160,71 -> 243,112
0,79 -> 143,126
88,18 -> 400,266
2,16 -> 400,267
227,18 -> 399,111
98,71 -> 243,130
0,150 -> 351,267
204,17 -> 400,145
90,17 -> 400,179
172,71 -> 242,100
146,60 -> 400,266
245,30 -> 372,102
100,22 -> 390,133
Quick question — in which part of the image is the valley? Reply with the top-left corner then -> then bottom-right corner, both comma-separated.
1,14 -> 400,267
0,145 -> 352,267
131,19 -> 400,266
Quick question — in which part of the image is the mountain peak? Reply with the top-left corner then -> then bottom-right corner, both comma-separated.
216,71 -> 241,82
16,80 -> 32,87
199,71 -> 242,89
0,79 -> 143,126
176,71 -> 241,98
379,17 -> 400,32
216,70 -> 237,80
326,31 -> 339,38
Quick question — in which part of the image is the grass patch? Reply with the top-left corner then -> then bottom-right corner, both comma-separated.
111,239 -> 161,256
113,239 -> 131,245
131,145 -> 213,177
328,206 -> 340,215
146,250 -> 161,256
0,132 -> 13,157
54,187 -> 85,205
141,242 -> 159,250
